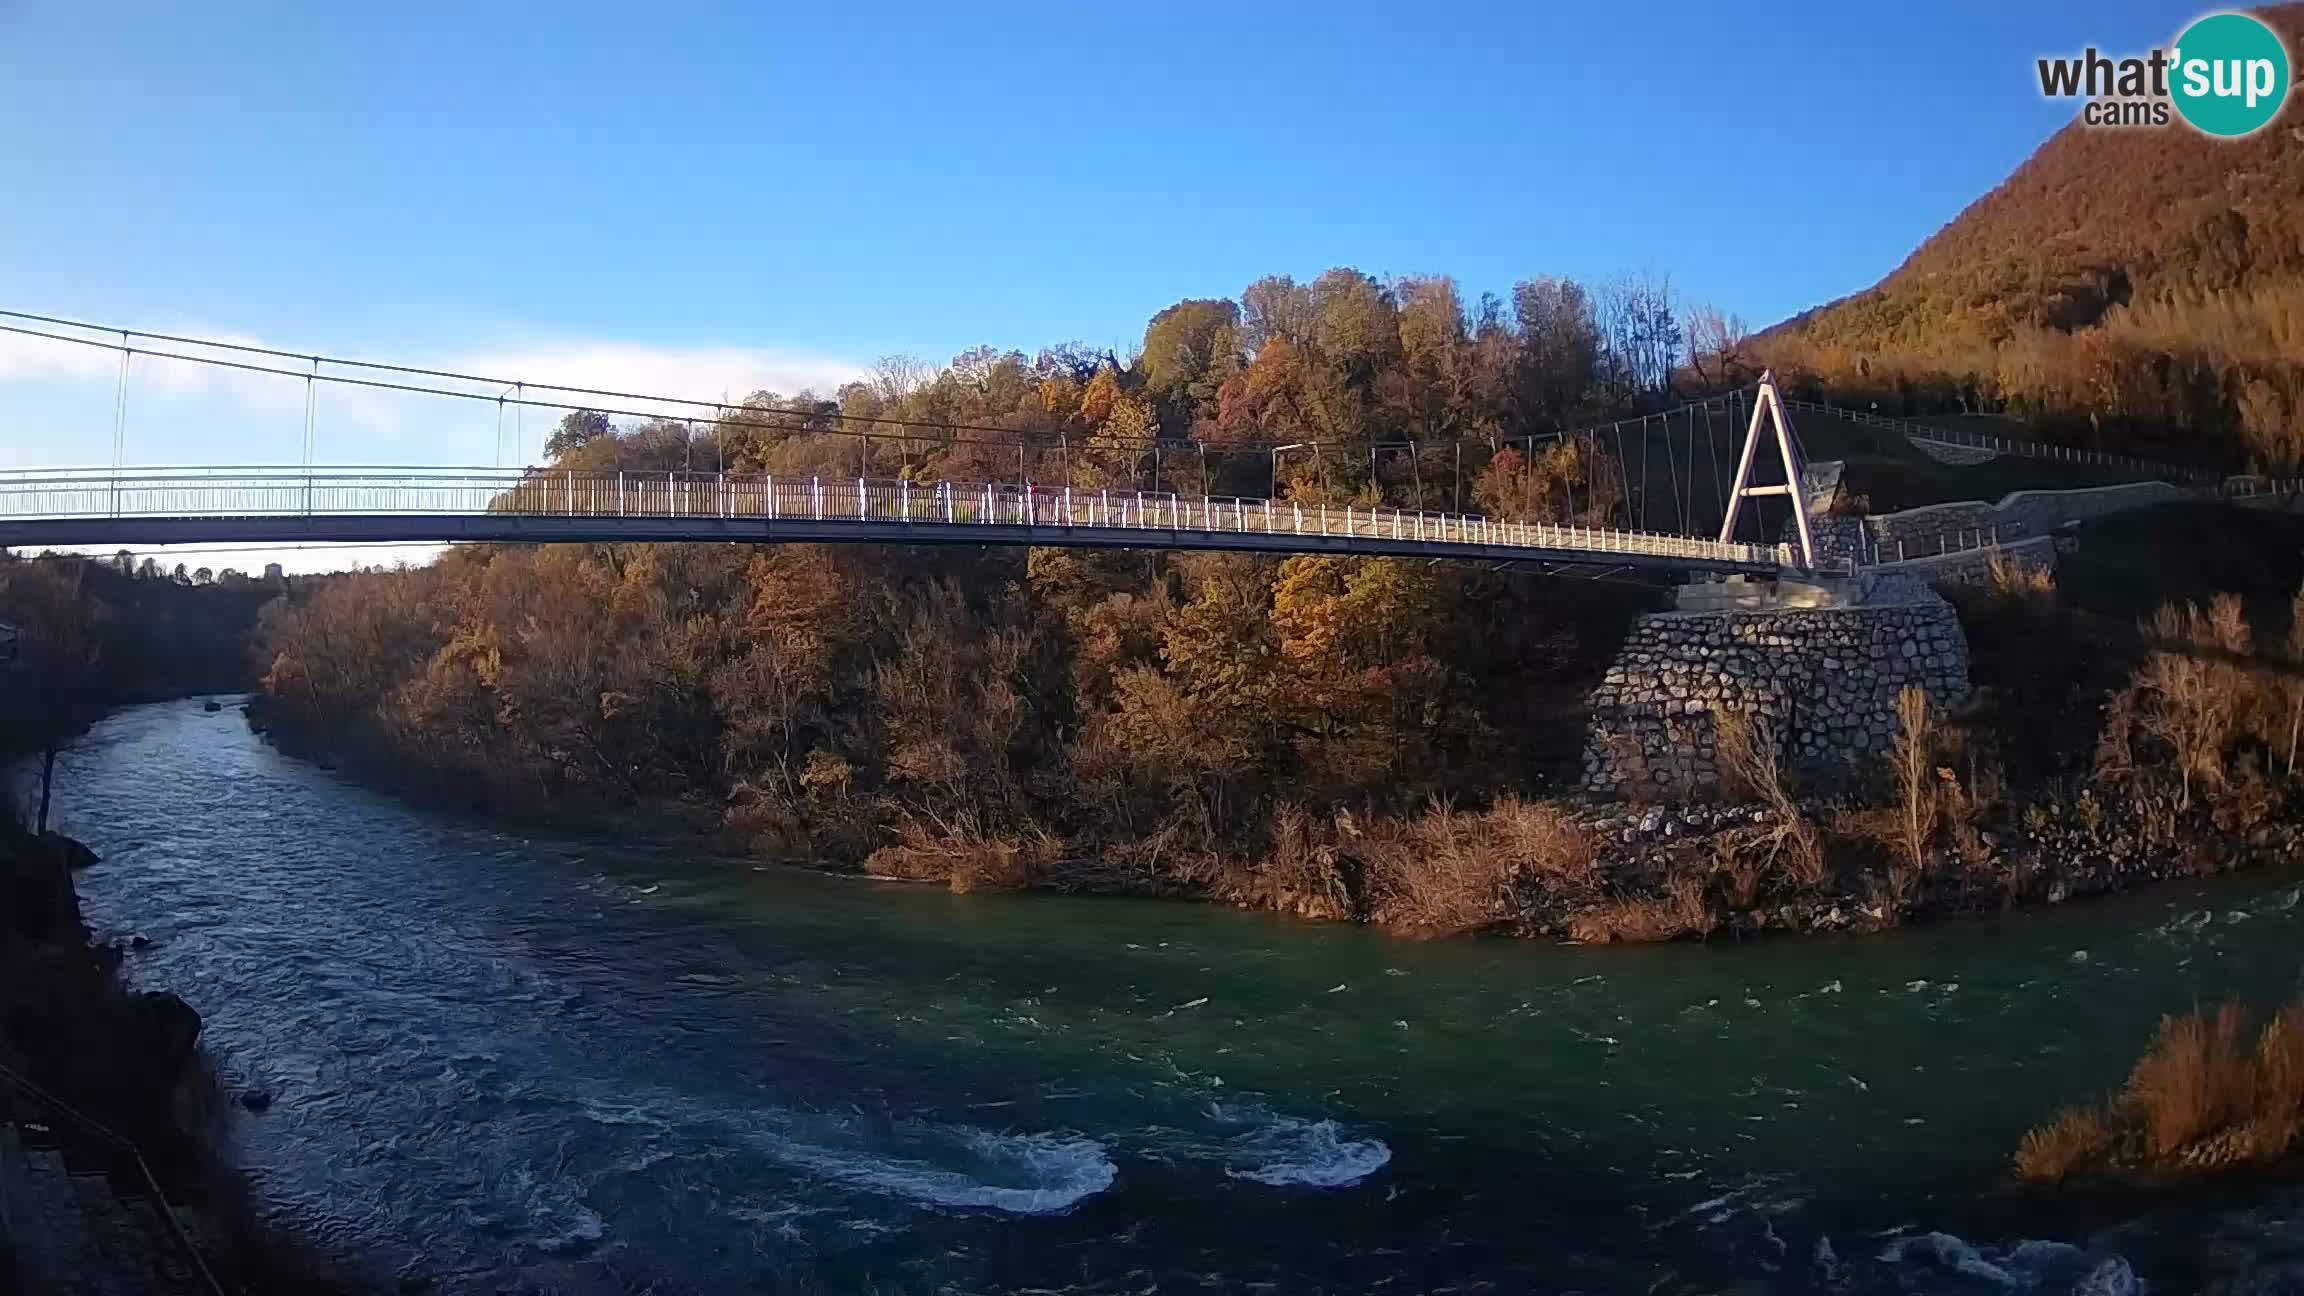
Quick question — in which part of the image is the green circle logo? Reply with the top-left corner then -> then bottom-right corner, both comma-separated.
2170,12 -> 2291,136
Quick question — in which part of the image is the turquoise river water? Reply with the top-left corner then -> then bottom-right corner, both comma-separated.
35,699 -> 2304,1293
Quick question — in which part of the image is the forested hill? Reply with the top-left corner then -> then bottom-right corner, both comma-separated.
1757,2 -> 2304,470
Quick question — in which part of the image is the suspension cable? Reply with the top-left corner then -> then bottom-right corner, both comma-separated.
1664,408 -> 1684,534
1,309 -> 1761,463
1631,410 -> 1649,528
1610,422 -> 1633,525
110,337 -> 130,473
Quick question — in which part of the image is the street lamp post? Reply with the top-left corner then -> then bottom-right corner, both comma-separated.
1270,442 -> 1308,499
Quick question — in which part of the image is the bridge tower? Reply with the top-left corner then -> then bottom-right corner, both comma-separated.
1716,371 -> 1817,569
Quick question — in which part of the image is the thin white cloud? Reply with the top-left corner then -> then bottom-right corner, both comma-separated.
0,326 -> 308,407
0,325 -> 873,571
447,340 -> 868,420
0,331 -> 117,383
0,326 -> 875,465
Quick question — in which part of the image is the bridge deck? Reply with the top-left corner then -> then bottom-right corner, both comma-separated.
0,470 -> 1795,575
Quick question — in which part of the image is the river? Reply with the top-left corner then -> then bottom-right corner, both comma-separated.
31,698 -> 2304,1293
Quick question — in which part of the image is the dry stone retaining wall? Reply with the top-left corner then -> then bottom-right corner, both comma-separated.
1793,479 -> 2192,570
1584,596 -> 1970,795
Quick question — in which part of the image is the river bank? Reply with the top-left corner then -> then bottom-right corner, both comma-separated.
39,697 -> 2304,1293
248,688 -> 2304,948
0,816 -> 378,1294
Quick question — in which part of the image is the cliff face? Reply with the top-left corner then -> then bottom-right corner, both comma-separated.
0,829 -> 210,1293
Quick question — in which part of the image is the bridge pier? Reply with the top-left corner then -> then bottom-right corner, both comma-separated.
1582,574 -> 1971,797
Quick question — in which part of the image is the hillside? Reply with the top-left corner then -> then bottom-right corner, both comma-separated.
1758,2 -> 2304,472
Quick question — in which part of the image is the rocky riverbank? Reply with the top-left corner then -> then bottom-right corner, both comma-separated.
1536,795 -> 2304,940
0,823 -> 376,1294
244,684 -> 2304,947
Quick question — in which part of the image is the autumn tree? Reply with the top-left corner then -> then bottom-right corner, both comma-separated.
1139,298 -> 1242,419
1512,277 -> 1601,425
3,562 -> 102,833
1685,305 -> 1754,391
547,409 -> 614,458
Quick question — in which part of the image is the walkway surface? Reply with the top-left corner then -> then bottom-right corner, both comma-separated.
0,470 -> 1798,575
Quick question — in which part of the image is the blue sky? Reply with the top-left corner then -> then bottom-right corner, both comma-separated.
0,0 -> 2208,564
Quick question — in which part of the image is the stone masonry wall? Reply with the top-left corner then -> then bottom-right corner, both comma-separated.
1583,596 -> 1970,795
1865,481 -> 2189,556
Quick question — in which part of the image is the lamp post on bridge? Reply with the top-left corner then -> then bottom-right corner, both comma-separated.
1270,443 -> 1308,500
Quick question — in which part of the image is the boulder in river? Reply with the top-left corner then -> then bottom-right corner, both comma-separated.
203,700 -> 223,712
132,990 -> 204,1086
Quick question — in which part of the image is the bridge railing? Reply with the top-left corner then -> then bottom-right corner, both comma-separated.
0,469 -> 1796,569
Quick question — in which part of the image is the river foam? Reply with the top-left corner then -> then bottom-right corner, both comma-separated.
1206,1102 -> 1393,1188
752,1122 -> 1117,1215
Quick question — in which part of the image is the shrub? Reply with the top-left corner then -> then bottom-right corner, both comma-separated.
1259,802 -> 1353,920
1987,551 -> 2056,602
2125,1000 -> 2258,1158
1715,709 -> 1826,886
2015,995 -> 2304,1181
2015,1106 -> 2114,1183
1357,800 -> 1516,936
1353,796 -> 1598,935
864,816 -> 1060,894
1887,686 -> 1939,880
1489,796 -> 1598,884
1565,874 -> 1714,944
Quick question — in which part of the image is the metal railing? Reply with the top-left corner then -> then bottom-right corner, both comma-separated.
1854,524 -> 2016,567
2222,475 -> 2304,499
1779,398 -> 2207,481
0,468 -> 1795,570
0,1056 -> 225,1296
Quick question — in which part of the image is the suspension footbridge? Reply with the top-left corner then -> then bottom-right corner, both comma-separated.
0,467 -> 1797,576
0,310 -> 2218,579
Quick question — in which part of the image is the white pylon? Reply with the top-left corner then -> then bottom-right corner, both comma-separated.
1716,371 -> 1817,569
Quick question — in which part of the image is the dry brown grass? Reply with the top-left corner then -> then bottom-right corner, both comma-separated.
1356,801 -> 1512,936
2015,1105 -> 2114,1183
2127,1000 -> 2259,1158
864,816 -> 1061,893
1354,796 -> 1598,935
1986,551 -> 2056,602
1565,875 -> 1715,944
1260,802 -> 1352,921
1709,833 -> 1769,909
2259,1000 -> 2304,1118
2015,995 -> 2304,1181
1489,796 -> 1598,883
